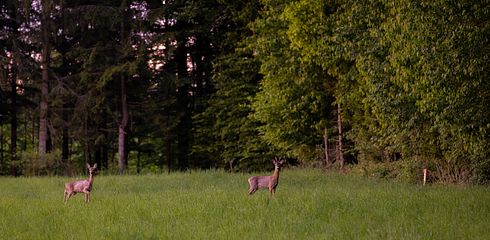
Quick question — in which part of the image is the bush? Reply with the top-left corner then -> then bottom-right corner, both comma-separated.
353,161 -> 399,179
398,158 -> 425,184
19,150 -> 76,176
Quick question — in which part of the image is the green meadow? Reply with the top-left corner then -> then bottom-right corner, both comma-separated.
1,169 -> 489,239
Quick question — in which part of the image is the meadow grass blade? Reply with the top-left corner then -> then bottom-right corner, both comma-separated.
0,169 -> 489,239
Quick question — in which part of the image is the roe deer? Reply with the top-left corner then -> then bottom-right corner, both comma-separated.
64,163 -> 97,203
248,157 -> 285,196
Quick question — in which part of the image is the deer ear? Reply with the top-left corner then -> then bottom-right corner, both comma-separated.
280,160 -> 285,165
86,163 -> 90,168
93,163 -> 97,169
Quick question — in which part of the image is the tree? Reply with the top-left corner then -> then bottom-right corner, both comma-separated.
247,0 -> 331,163
375,0 -> 490,182
191,0 -> 275,170
0,0 -> 22,169
38,0 -> 54,161
1,0 -> 40,174
117,0 -> 130,174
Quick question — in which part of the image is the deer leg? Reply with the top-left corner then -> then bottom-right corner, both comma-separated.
65,192 -> 74,203
83,191 -> 90,203
248,187 -> 257,195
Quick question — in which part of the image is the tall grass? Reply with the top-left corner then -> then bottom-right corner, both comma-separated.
1,169 -> 489,239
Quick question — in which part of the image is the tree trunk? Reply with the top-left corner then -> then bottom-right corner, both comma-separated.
38,2 -> 51,161
118,75 -> 129,174
83,115 -> 89,165
336,103 -> 344,169
23,114 -> 27,150
323,127 -> 330,168
136,151 -> 141,174
62,106 -> 69,162
102,142 -> 108,170
95,145 -> 101,169
10,53 -> 17,164
166,138 -> 172,174
117,0 -> 129,174
175,35 -> 190,171
102,112 -> 109,169
60,3 -> 70,164
10,2 -> 20,165
32,114 -> 36,146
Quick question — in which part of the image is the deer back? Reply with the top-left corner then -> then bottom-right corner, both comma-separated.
249,175 -> 273,188
66,179 -> 91,192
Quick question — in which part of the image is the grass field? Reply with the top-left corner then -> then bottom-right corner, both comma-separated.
1,169 -> 489,239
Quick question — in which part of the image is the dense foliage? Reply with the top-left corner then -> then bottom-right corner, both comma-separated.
0,0 -> 488,183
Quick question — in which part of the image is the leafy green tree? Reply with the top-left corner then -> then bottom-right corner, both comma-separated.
331,0 -> 490,183
247,0 -> 332,163
375,0 -> 490,182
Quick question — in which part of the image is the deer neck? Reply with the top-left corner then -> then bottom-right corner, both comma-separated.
272,167 -> 280,180
88,172 -> 93,185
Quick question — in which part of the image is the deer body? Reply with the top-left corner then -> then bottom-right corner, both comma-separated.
248,158 -> 285,196
64,163 -> 97,203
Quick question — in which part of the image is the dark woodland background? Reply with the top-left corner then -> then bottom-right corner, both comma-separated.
0,0 -> 489,184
